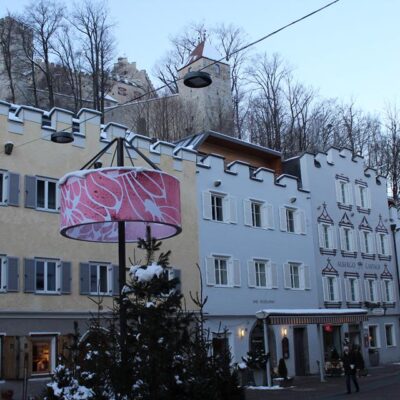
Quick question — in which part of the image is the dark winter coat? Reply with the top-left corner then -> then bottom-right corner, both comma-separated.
354,350 -> 365,370
342,351 -> 357,375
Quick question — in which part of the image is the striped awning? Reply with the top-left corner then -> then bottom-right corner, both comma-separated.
268,314 -> 368,326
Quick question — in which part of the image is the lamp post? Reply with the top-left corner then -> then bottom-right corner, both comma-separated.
255,311 -> 272,388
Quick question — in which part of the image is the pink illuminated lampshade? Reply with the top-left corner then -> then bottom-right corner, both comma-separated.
59,167 -> 181,242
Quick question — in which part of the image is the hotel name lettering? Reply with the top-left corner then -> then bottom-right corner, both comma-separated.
337,261 -> 381,271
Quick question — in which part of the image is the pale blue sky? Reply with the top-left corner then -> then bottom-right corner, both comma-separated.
2,0 -> 400,115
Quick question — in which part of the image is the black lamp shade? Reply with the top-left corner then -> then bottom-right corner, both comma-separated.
51,131 -> 74,144
183,71 -> 212,88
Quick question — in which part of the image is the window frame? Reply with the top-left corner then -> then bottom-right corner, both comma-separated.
214,257 -> 229,286
319,223 -> 335,250
211,193 -> 224,222
89,263 -> 112,295
286,208 -> 295,233
346,277 -> 360,303
30,334 -> 57,376
289,262 -> 301,289
366,278 -> 378,302
255,260 -> 268,288
251,201 -> 262,228
326,275 -> 340,302
35,259 -> 60,294
36,177 -> 58,212
360,230 -> 374,255
382,279 -> 394,303
377,233 -> 390,256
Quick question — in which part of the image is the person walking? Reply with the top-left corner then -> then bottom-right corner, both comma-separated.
342,345 -> 360,394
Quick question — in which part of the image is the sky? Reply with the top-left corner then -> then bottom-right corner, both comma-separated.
1,0 -> 400,116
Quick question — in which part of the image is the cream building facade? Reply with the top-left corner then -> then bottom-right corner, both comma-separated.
0,101 -> 200,384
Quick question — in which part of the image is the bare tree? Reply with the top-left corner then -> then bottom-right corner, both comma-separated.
72,0 -> 114,118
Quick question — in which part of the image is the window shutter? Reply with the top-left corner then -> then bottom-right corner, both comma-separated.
261,203 -> 268,229
346,184 -> 353,205
339,228 -> 345,251
7,257 -> 19,292
24,258 -> 35,293
299,264 -> 305,289
8,173 -> 20,207
328,226 -> 336,249
303,265 -> 311,290
385,235 -> 391,255
297,210 -> 306,234
322,277 -> 329,301
318,224 -> 325,248
368,234 -> 374,254
283,264 -> 291,288
223,196 -> 230,222
80,263 -> 90,294
229,196 -> 237,224
335,180 -> 342,202
279,207 -> 287,231
271,262 -> 278,289
366,188 -> 371,209
359,231 -> 366,253
350,230 -> 357,252
266,203 -> 274,229
233,259 -> 241,287
173,268 -> 181,293
56,182 -> 61,212
202,191 -> 212,220
364,280 -> 371,302
374,280 -> 380,302
376,234 -> 382,255
355,186 -> 361,207
61,262 -> 72,294
113,265 -> 119,295
24,175 -> 37,208
345,278 -> 351,302
205,257 -> 216,286
355,279 -> 361,302
243,200 -> 252,226
247,261 -> 256,288
381,280 -> 387,302
336,278 -> 342,301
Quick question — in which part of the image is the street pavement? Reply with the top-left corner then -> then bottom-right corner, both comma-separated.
244,363 -> 400,400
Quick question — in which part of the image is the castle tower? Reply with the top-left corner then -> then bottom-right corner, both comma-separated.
177,40 -> 233,134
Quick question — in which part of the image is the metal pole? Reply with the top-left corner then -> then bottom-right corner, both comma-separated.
117,137 -> 128,370
262,318 -> 272,387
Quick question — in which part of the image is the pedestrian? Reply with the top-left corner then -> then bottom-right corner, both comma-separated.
342,345 -> 360,394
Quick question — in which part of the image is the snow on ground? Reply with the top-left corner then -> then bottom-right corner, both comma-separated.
246,385 -> 284,390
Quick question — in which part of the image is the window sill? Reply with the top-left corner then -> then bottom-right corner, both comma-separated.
337,203 -> 352,211
36,208 -> 59,214
361,253 -> 376,260
320,248 -> 337,256
341,251 -> 357,258
357,206 -> 371,214
378,254 -> 391,261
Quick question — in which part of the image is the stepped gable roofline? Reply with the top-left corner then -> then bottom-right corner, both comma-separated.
15,104 -> 45,117
176,130 -> 282,159
48,107 -> 74,116
77,108 -> 102,117
178,40 -> 228,71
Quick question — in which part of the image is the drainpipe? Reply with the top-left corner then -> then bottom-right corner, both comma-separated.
390,224 -> 400,292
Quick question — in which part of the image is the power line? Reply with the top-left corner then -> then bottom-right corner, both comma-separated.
0,0 -> 340,156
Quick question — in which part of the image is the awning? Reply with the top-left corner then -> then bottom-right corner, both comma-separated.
255,308 -> 368,326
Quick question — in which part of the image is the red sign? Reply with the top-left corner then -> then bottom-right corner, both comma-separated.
323,324 -> 334,333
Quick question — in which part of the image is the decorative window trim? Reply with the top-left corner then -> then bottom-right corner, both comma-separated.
322,275 -> 342,303
381,279 -> 395,304
376,232 -> 391,260
359,229 -> 375,259
345,276 -> 361,304
205,255 -> 241,288
318,223 -> 337,254
364,277 -> 379,303
339,226 -> 357,257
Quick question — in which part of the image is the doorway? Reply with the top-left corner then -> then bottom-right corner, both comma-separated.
293,327 -> 309,376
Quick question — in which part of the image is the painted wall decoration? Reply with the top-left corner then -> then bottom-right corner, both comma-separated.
59,167 -> 181,242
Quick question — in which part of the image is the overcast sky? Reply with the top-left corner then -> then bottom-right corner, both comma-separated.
2,0 -> 400,116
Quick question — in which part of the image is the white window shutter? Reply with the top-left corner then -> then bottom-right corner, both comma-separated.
322,277 -> 329,301
355,186 -> 361,207
247,261 -> 256,288
345,278 -> 351,302
339,228 -> 345,251
376,234 -> 382,255
270,262 -> 278,289
299,264 -> 305,290
243,200 -> 252,226
384,235 -> 390,255
350,230 -> 357,252
266,203 -> 274,229
364,280 -> 371,301
296,210 -> 306,234
233,259 -> 241,287
279,207 -> 287,231
355,279 -> 361,302
336,278 -> 342,301
261,203 -> 268,229
303,265 -> 311,290
335,180 -> 342,203
359,231 -> 366,253
223,196 -> 230,222
374,280 -> 380,302
381,280 -> 387,302
283,264 -> 291,288
229,196 -> 237,224
266,263 -> 273,289
328,226 -> 336,249
346,184 -> 353,205
202,192 -> 212,220
366,188 -> 371,209
368,234 -> 374,254
205,257 -> 216,286
318,224 -> 325,248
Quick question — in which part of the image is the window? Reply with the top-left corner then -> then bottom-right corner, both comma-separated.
35,260 -> 59,293
90,264 -> 112,295
37,178 -> 57,211
283,262 -> 310,290
356,185 -> 370,210
365,278 -> 379,302
346,277 -> 360,303
255,261 -> 266,287
368,325 -> 380,348
279,207 -> 306,234
335,179 -> 352,206
360,230 -> 374,255
382,279 -> 394,303
205,256 -> 241,287
319,223 -> 336,250
31,336 -> 56,375
244,200 -> 274,229
385,324 -> 395,347
214,258 -> 228,286
340,227 -> 356,252
377,233 -> 390,256
202,192 -> 237,224
323,275 -> 341,302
